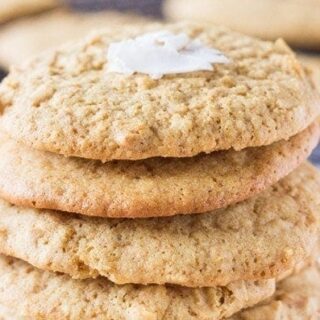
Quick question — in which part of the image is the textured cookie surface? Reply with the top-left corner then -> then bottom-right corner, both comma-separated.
164,0 -> 320,49
0,255 -> 275,320
0,258 -> 318,320
232,263 -> 320,320
0,0 -> 57,23
0,305 -> 19,320
0,123 -> 318,218
0,163 -> 318,287
0,23 -> 319,161
0,9 -> 149,69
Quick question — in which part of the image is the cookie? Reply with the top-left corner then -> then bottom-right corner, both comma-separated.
1,257 -> 319,320
232,263 -> 320,320
0,254 -> 275,320
0,258 -> 317,320
0,9 -> 150,69
0,23 -> 318,161
0,162 -> 318,287
0,122 -> 318,218
164,0 -> 320,50
0,0 -> 57,23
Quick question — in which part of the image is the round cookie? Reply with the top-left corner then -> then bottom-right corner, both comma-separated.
0,9 -> 150,69
0,255 -> 275,320
0,0 -> 57,23
0,122 -> 318,218
0,162 -> 318,287
232,263 -> 320,319
0,23 -> 319,161
164,0 -> 320,50
0,257 -> 318,320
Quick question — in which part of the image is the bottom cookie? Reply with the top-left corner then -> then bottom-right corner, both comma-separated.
0,255 -> 318,320
0,254 -> 274,320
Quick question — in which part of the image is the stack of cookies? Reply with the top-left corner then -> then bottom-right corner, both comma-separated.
0,22 -> 319,319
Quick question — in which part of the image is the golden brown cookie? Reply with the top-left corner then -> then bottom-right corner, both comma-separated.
0,254 -> 275,320
0,162 -> 318,287
0,258 -> 318,319
0,9 -> 150,69
0,23 -> 319,161
164,0 -> 320,50
0,122 -> 318,218
232,262 -> 320,319
0,0 -> 57,23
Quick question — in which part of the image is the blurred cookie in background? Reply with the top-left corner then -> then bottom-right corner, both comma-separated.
299,54 -> 320,91
163,0 -> 320,50
0,0 -> 58,23
0,9 -> 150,69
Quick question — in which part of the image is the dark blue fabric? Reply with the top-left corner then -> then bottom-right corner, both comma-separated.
65,0 -> 164,17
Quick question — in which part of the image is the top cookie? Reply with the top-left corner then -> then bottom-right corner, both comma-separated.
0,23 -> 319,161
0,0 -> 57,23
164,0 -> 320,50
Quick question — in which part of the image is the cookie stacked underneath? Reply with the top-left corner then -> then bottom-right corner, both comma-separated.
0,23 -> 319,319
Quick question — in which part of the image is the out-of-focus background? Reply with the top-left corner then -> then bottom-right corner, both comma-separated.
65,0 -> 164,16
0,0 -> 319,164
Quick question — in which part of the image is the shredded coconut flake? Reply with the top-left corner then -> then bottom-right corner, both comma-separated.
106,31 -> 229,79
